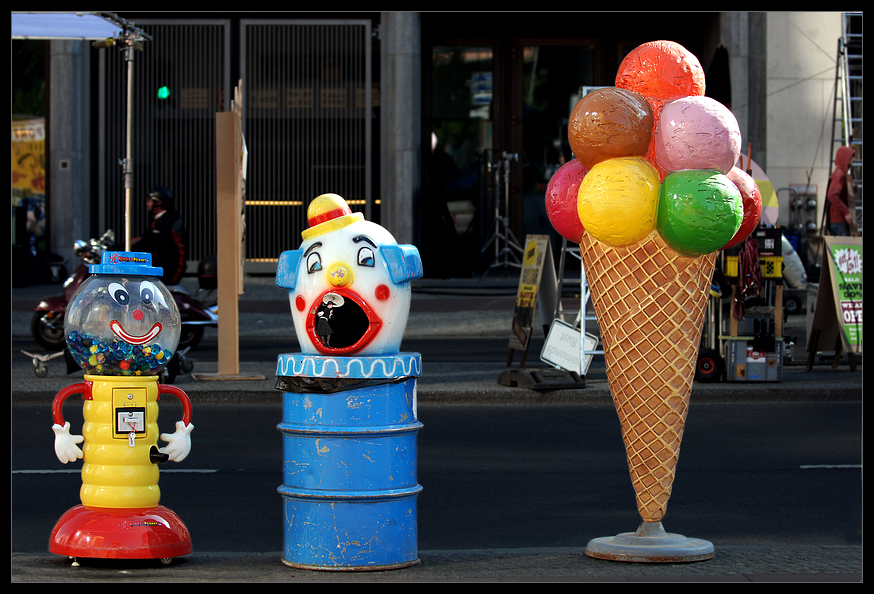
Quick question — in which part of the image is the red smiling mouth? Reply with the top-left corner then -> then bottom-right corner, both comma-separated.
305,289 -> 381,355
110,320 -> 163,345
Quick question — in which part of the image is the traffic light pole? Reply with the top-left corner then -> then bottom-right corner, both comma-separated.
90,13 -> 152,250
123,39 -> 135,250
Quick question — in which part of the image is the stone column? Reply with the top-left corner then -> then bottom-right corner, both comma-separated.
49,39 -> 91,263
380,12 -> 421,245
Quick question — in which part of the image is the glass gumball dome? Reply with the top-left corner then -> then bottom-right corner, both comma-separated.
65,252 -> 181,376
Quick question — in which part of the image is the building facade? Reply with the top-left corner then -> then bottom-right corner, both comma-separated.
38,11 -> 848,279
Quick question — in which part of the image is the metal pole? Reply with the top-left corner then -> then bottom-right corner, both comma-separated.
580,260 -> 586,376
492,160 -> 500,262
124,42 -> 135,250
87,14 -> 151,251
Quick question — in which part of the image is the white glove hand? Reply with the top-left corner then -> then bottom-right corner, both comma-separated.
159,421 -> 194,462
52,422 -> 84,464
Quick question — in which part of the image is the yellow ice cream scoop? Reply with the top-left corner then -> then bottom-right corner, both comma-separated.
577,156 -> 660,247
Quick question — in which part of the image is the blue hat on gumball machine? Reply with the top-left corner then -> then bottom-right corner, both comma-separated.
65,252 -> 182,375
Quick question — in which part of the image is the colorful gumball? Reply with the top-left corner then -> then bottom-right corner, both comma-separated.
568,87 -> 653,169
545,159 -> 588,243
655,96 -> 741,174
657,169 -> 743,256
577,157 -> 660,247
722,167 -> 762,249
615,40 -> 706,101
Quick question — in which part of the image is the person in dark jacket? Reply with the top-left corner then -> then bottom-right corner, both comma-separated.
132,186 -> 188,285
315,302 -> 334,347
826,146 -> 856,236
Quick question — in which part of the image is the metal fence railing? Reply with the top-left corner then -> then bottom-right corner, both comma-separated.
99,18 -> 372,273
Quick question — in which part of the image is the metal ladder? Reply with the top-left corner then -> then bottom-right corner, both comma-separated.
829,12 -> 863,233
552,238 -> 603,374
541,85 -> 608,375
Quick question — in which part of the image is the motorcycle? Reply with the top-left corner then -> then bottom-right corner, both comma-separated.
30,230 -> 218,353
170,254 -> 219,351
12,244 -> 68,287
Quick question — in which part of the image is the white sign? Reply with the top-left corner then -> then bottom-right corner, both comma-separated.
540,319 -> 599,375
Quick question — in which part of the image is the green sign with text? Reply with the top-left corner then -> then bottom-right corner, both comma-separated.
827,239 -> 863,350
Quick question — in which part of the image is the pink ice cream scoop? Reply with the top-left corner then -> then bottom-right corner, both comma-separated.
654,95 -> 741,174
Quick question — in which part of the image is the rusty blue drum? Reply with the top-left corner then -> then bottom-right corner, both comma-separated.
276,353 -> 422,571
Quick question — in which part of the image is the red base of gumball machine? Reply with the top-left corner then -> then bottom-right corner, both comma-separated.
49,504 -> 191,561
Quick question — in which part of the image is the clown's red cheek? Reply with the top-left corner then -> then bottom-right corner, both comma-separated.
296,295 -> 306,311
375,284 -> 390,301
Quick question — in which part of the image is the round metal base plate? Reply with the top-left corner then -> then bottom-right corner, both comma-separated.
586,521 -> 714,563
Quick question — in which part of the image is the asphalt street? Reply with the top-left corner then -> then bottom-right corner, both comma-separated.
11,276 -> 863,582
11,400 -> 863,582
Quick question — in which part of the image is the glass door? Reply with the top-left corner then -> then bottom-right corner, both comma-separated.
424,45 -> 495,277
519,43 -> 596,256
422,40 -> 597,277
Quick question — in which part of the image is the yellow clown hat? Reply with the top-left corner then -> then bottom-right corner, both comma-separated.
301,193 -> 364,240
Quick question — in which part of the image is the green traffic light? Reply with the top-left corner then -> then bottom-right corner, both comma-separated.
157,86 -> 171,100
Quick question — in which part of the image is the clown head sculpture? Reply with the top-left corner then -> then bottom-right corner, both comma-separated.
65,252 -> 181,375
276,194 -> 423,356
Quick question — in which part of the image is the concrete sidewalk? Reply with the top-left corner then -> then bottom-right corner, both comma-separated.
11,545 -> 863,582
12,275 -> 862,405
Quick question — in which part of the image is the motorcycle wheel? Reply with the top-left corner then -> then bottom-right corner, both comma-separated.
694,347 -> 724,383
177,324 -> 204,351
31,311 -> 67,351
783,293 -> 801,319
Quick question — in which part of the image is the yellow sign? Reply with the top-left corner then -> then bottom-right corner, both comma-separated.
12,117 -> 45,196
509,236 -> 551,351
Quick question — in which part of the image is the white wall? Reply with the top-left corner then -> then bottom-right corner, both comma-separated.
766,12 -> 843,229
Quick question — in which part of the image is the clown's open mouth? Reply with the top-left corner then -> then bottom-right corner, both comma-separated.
306,290 -> 381,354
110,320 -> 163,345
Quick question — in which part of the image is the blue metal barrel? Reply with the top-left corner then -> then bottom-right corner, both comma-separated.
275,353 -> 422,571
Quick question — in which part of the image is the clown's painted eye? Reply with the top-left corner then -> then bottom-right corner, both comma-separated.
108,282 -> 130,306
140,281 -> 158,305
357,247 -> 374,267
307,252 -> 322,273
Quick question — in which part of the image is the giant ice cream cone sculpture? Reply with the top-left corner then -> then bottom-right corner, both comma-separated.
546,41 -> 761,562
580,229 -> 716,522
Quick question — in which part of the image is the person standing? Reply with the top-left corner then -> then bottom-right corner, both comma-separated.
826,146 -> 857,236
132,186 -> 188,285
315,302 -> 334,347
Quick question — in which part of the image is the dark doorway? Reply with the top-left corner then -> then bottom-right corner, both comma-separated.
420,12 -> 719,278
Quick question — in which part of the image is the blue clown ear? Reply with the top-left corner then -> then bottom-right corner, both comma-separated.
276,249 -> 303,291
380,245 -> 423,284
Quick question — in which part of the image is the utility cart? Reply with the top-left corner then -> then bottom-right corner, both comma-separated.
696,227 -> 790,383
720,227 -> 786,382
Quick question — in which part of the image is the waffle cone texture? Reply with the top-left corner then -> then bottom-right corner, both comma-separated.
580,230 -> 716,521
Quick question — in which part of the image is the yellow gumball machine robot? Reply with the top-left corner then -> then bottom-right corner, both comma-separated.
49,251 -> 194,563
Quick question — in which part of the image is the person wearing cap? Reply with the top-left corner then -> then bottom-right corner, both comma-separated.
132,186 -> 188,285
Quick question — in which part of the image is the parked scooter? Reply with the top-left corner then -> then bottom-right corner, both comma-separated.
30,230 -> 116,351
30,230 -> 218,353
12,244 -> 68,287
169,254 -> 219,351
